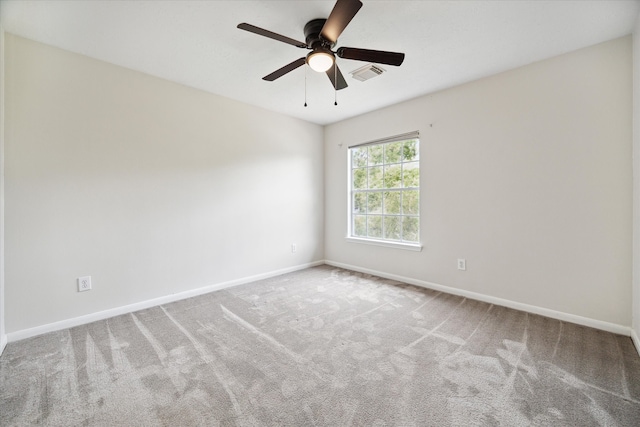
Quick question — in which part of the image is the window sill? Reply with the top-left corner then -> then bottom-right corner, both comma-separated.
345,236 -> 423,252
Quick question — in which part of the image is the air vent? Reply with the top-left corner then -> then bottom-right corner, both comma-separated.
350,63 -> 386,82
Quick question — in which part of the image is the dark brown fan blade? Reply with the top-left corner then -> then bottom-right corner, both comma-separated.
326,63 -> 348,90
263,58 -> 306,81
337,47 -> 405,66
238,23 -> 307,48
320,0 -> 363,44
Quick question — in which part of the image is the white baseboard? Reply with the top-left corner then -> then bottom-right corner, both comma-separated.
325,260 -> 632,337
6,260 -> 633,344
632,329 -> 640,357
7,260 -> 324,343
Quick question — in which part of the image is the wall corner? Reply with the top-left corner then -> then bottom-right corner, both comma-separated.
632,10 -> 640,357
0,27 -> 6,355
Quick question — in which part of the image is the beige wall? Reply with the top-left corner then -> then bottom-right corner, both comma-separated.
4,34 -> 324,333
325,36 -> 633,327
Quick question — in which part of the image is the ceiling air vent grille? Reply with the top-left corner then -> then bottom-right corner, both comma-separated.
350,64 -> 386,82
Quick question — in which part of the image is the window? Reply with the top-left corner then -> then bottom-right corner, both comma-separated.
348,132 -> 421,250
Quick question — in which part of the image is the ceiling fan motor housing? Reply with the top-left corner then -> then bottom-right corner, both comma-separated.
304,18 -> 335,49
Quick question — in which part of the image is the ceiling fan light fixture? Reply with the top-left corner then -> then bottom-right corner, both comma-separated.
307,49 -> 334,73
238,0 -> 403,92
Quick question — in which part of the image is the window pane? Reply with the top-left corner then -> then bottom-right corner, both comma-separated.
402,216 -> 419,242
353,192 -> 367,214
403,162 -> 419,188
349,137 -> 420,246
367,192 -> 382,214
384,164 -> 402,188
402,190 -> 419,215
369,166 -> 383,189
352,147 -> 368,168
368,215 -> 382,238
368,145 -> 384,166
384,141 -> 403,164
384,216 -> 401,240
353,215 -> 367,237
403,140 -> 419,162
353,168 -> 367,190
383,191 -> 401,214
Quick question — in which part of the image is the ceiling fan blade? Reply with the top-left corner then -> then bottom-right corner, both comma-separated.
238,23 -> 307,48
263,58 -> 306,81
337,47 -> 405,66
320,0 -> 363,44
326,63 -> 348,90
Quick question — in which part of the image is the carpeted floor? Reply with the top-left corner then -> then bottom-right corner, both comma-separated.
1,265 -> 639,426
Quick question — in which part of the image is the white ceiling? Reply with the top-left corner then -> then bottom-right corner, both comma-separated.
1,0 -> 638,125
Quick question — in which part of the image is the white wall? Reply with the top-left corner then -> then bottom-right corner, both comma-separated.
0,29 -> 6,354
4,34 -> 324,334
633,13 -> 640,350
325,36 -> 633,328
2,32 -> 635,341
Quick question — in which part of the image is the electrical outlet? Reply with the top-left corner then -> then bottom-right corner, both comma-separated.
457,259 -> 466,271
291,243 -> 297,253
78,276 -> 92,292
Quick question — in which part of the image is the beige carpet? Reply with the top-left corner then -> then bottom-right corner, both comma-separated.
1,265 -> 639,426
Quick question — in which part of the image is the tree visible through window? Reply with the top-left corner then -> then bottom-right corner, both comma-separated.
349,135 -> 420,244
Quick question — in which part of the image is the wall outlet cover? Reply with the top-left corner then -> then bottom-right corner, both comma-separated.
78,276 -> 92,292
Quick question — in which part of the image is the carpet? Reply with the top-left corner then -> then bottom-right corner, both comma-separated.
1,265 -> 639,426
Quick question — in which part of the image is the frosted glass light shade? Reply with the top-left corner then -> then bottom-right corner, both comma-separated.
307,51 -> 334,72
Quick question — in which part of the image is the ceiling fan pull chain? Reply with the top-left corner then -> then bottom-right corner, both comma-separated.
304,66 -> 308,107
334,65 -> 338,106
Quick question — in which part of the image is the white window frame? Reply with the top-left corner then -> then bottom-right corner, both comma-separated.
346,131 -> 422,251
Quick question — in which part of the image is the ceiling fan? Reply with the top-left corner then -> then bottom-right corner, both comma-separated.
237,0 -> 405,92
